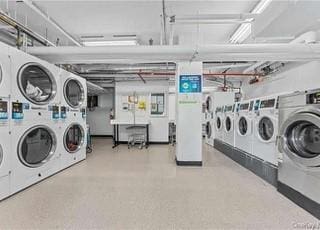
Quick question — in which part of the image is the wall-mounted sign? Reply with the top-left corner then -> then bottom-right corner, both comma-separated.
179,75 -> 202,93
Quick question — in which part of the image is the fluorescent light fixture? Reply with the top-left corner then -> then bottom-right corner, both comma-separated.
83,40 -> 138,46
230,0 -> 272,43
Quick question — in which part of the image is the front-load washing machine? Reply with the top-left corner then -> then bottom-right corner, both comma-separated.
10,122 -> 60,193
59,122 -> 87,169
0,42 -> 11,97
278,89 -> 320,219
0,97 -> 11,201
234,100 -> 255,154
9,46 -> 61,123
223,104 -> 235,147
215,106 -> 224,141
205,120 -> 214,146
252,95 -> 279,165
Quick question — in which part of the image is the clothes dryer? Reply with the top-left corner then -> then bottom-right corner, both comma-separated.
278,89 -> 320,219
0,97 -> 11,200
10,122 -> 60,193
234,100 -> 255,154
9,47 -> 61,124
223,104 -> 235,147
252,95 -> 279,165
215,106 -> 224,141
205,120 -> 214,146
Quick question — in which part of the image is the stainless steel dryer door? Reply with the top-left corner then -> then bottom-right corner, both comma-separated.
64,79 -> 85,108
206,121 -> 212,138
279,112 -> 320,167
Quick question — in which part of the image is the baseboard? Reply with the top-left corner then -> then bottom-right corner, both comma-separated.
91,135 -> 113,138
117,141 -> 169,145
278,181 -> 320,220
175,158 -> 202,166
214,139 -> 278,187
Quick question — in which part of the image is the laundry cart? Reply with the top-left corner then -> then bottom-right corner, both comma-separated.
126,125 -> 147,149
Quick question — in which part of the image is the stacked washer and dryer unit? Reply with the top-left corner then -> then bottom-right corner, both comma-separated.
0,41 -> 87,201
205,94 -> 214,147
0,42 -> 11,200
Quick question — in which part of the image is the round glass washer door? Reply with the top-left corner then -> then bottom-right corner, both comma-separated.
206,121 -> 212,138
216,117 -> 222,130
238,116 -> 250,136
0,64 -> 3,88
258,116 -> 275,141
279,112 -> 320,167
18,125 -> 57,168
225,116 -> 232,132
18,63 -> 57,105
206,96 -> 213,112
64,123 -> 85,153
64,79 -> 85,108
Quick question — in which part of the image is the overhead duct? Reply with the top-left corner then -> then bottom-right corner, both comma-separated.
28,43 -> 320,64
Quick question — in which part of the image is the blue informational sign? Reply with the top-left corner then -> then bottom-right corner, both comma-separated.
179,75 -> 202,93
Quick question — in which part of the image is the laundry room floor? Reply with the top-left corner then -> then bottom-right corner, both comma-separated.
0,138 -> 318,229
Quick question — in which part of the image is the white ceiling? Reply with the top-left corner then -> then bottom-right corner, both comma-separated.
1,0 -> 259,46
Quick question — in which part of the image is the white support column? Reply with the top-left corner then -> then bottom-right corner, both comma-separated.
175,62 -> 203,166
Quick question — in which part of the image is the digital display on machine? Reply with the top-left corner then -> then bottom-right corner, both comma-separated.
0,101 -> 8,120
240,103 -> 249,111
12,102 -> 23,120
52,106 -> 59,119
225,105 -> 233,112
60,106 -> 67,119
249,100 -> 254,111
307,92 -> 320,104
254,100 -> 260,111
260,99 -> 275,109
216,107 -> 222,113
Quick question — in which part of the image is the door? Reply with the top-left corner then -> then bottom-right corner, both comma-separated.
64,123 -> 85,153
257,116 -> 276,142
216,116 -> 222,131
279,111 -> 320,167
206,121 -> 212,138
237,116 -> 252,136
18,63 -> 57,105
64,79 -> 85,108
18,125 -> 57,168
225,115 -> 233,133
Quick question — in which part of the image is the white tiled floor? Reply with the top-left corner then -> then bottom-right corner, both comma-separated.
0,138 -> 318,229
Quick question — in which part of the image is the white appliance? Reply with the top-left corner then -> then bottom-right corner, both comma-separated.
0,42 -> 11,97
278,89 -> 320,219
252,95 -> 279,165
59,70 -> 87,169
9,46 -> 61,123
234,100 -> 255,154
215,106 -> 224,142
223,104 -> 236,147
0,97 -> 11,200
10,122 -> 60,193
205,120 -> 214,146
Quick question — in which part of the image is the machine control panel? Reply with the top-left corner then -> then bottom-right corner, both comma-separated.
307,92 -> 320,104
52,106 -> 60,119
12,102 -> 23,120
0,101 -> 8,120
60,106 -> 67,119
225,105 -> 233,112
249,100 -> 254,111
81,108 -> 86,118
215,107 -> 222,114
260,99 -> 276,109
239,103 -> 249,111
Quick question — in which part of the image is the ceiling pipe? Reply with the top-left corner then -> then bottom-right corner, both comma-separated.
22,0 -> 81,46
0,10 -> 55,46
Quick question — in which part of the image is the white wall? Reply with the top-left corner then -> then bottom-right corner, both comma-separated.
242,61 -> 320,99
87,93 -> 114,136
115,80 -> 169,142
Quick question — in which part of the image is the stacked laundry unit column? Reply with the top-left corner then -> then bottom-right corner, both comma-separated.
59,69 -> 87,170
9,45 -> 62,194
0,42 -> 12,200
